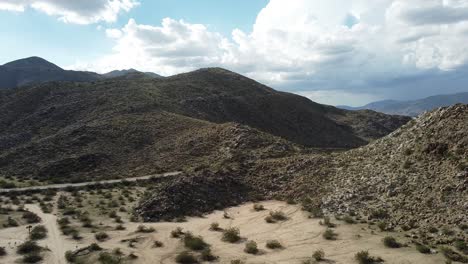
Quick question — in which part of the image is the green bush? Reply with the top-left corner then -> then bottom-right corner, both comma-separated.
153,240 -> 164,248
95,232 -> 109,241
200,248 -> 217,261
30,225 -> 47,240
183,233 -> 208,251
343,215 -> 356,224
244,241 -> 258,254
0,246 -> 6,256
231,260 -> 245,264
98,252 -> 120,264
89,243 -> 102,251
322,229 -> 338,240
312,249 -> 325,261
6,216 -> 18,227
320,216 -> 336,228
266,240 -> 282,249
440,246 -> 468,263
253,204 -> 265,211
354,251 -> 383,264
222,227 -> 241,243
454,240 -> 467,254
136,225 -> 155,233
175,251 -> 198,264
171,227 -> 184,238
65,251 -> 76,262
17,241 -> 41,255
22,212 -> 41,223
269,211 -> 288,221
22,253 -> 43,263
209,222 -> 221,231
416,244 -> 431,254
382,236 -> 401,248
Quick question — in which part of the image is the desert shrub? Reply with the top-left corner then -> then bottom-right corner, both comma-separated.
266,240 -> 282,249
454,240 -> 467,254
377,222 -> 387,231
265,215 -> 275,223
244,241 -> 258,254
312,249 -> 325,261
183,233 -> 208,251
57,217 -> 70,226
65,251 -> 76,262
95,232 -> 109,241
89,243 -> 102,251
322,229 -> 338,240
369,209 -> 389,220
22,212 -> 41,223
382,236 -> 401,248
136,225 -> 155,233
343,215 -> 356,224
319,216 -> 336,228
175,251 -> 198,264
17,241 -> 41,255
209,222 -> 221,231
222,227 -> 241,243
115,224 -> 126,230
440,246 -> 468,263
153,240 -> 164,248
231,260 -> 245,264
416,244 -> 431,254
269,211 -> 287,221
22,252 -> 43,263
98,252 -> 120,264
0,247 -> 6,256
171,227 -> 184,238
108,211 -> 117,218
253,204 -> 265,211
30,225 -> 47,240
428,226 -> 438,233
6,216 -> 18,227
200,248 -> 217,261
71,229 -> 82,240
354,251 -> 383,264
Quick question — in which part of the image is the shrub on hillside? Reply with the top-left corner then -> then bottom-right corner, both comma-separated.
22,212 -> 41,223
17,241 -> 41,255
416,244 -> 431,254
382,236 -> 401,248
312,249 -> 325,261
222,227 -> 241,243
266,240 -> 282,249
30,225 -> 47,240
0,246 -> 6,256
354,251 -> 383,264
95,232 -> 109,241
183,233 -> 208,251
322,229 -> 338,240
175,251 -> 198,264
22,252 -> 43,263
244,241 -> 258,254
253,204 -> 265,211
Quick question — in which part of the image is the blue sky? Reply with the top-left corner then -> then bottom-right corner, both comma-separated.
0,0 -> 267,66
1,0 -> 468,106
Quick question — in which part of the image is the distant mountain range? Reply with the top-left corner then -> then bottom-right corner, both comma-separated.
0,57 -> 162,89
338,92 -> 468,116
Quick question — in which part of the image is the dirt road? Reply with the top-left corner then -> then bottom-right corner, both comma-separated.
0,171 -> 182,194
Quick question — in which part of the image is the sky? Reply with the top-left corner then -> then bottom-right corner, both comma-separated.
1,0 -> 468,106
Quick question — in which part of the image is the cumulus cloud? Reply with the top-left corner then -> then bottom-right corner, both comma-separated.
69,0 -> 468,105
0,0 -> 138,24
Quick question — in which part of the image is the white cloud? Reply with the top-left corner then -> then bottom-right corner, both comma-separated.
0,0 -> 139,24
69,0 -> 468,105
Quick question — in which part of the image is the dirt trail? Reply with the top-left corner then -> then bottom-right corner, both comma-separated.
0,171 -> 181,194
24,203 -> 70,264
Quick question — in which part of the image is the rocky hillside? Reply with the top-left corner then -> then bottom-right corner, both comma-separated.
322,104 -> 467,232
135,104 -> 467,236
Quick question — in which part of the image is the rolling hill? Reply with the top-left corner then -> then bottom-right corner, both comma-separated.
0,67 -> 409,183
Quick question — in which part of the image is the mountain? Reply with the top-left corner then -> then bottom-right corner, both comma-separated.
339,92 -> 468,116
103,69 -> 162,79
0,67 -> 409,184
0,57 -> 101,89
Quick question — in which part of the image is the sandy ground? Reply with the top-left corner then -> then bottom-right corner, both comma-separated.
0,201 -> 451,264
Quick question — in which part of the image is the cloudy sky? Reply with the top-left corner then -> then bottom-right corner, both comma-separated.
1,0 -> 468,106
